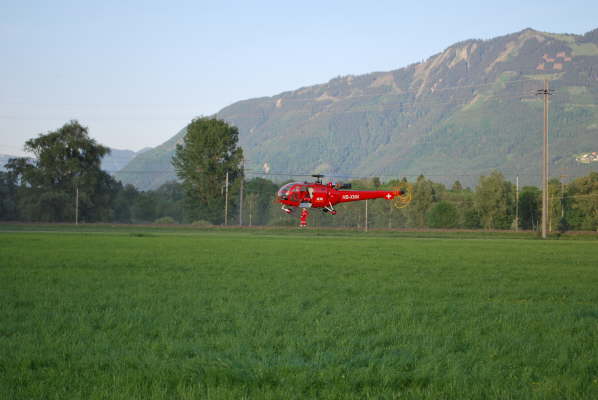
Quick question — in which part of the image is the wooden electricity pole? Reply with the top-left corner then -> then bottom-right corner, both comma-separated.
365,200 -> 368,232
224,171 -> 229,226
239,159 -> 244,226
536,80 -> 553,239
515,175 -> 519,232
560,174 -> 566,219
249,196 -> 253,227
75,185 -> 79,225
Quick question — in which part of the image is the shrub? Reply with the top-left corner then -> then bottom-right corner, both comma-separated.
154,216 -> 176,225
557,217 -> 570,234
427,201 -> 459,229
191,220 -> 212,227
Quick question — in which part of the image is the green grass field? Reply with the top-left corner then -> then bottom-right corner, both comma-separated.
1,228 -> 598,399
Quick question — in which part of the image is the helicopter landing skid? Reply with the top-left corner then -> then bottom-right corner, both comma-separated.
322,202 -> 337,215
281,205 -> 293,214
281,204 -> 335,228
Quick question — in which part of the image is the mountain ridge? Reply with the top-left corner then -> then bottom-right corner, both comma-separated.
117,27 -> 598,189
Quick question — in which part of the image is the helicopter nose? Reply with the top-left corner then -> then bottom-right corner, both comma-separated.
277,192 -> 288,201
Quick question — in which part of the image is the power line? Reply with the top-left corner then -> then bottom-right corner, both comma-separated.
258,78 -> 587,105
5,79 -> 597,122
0,79 -> 596,108
0,115 -> 196,121
218,91 -> 539,120
222,80 -> 598,115
95,167 -> 598,183
96,162 -> 597,177
0,78 -> 549,109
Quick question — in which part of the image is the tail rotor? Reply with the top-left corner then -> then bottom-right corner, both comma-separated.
392,182 -> 413,209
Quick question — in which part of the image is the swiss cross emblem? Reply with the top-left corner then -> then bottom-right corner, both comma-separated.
385,193 -> 392,199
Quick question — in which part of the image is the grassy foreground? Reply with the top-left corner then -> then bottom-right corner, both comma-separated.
1,229 -> 597,399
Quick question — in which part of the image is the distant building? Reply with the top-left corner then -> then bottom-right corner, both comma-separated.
576,152 -> 598,164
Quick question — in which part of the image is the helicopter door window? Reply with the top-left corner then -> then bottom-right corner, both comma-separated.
297,186 -> 309,200
307,187 -> 314,199
287,184 -> 305,202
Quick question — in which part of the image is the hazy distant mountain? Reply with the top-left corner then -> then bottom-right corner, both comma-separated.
101,148 -> 139,173
117,27 -> 598,189
136,147 -> 153,155
0,154 -> 15,171
114,133 -> 182,189
3,149 -> 145,175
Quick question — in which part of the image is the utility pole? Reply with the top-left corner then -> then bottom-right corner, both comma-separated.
560,174 -> 566,219
515,175 -> 519,232
239,158 -> 244,226
365,200 -> 368,232
249,196 -> 253,227
224,171 -> 229,226
75,185 -> 79,225
536,79 -> 554,239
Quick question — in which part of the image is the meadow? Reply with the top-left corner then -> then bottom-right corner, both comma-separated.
1,227 -> 598,399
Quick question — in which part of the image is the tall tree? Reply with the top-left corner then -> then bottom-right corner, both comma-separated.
112,183 -> 139,223
518,186 -> 541,230
242,178 -> 278,226
567,172 -> 598,231
548,178 -> 564,232
0,171 -> 18,220
131,191 -> 158,223
407,175 -> 437,227
154,181 -> 186,223
172,118 -> 244,224
451,180 -> 463,192
474,171 -> 515,230
427,201 -> 459,228
6,121 -> 113,222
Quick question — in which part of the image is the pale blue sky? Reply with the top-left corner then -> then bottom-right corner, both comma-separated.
1,0 -> 597,155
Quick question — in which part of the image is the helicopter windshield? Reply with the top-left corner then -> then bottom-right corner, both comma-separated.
277,182 -> 307,201
277,183 -> 296,200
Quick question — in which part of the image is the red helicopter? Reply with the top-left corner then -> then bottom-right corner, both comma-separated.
276,175 -> 411,227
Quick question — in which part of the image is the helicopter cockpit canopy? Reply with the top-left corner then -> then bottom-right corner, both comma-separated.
277,183 -> 294,200
277,182 -> 307,201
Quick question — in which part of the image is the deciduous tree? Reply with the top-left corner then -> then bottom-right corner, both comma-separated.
567,172 -> 598,231
518,186 -> 540,230
6,120 -> 113,222
474,171 -> 514,229
407,175 -> 437,227
427,201 -> 459,228
172,118 -> 243,224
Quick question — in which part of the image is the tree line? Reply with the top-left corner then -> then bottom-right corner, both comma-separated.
1,119 -> 597,231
